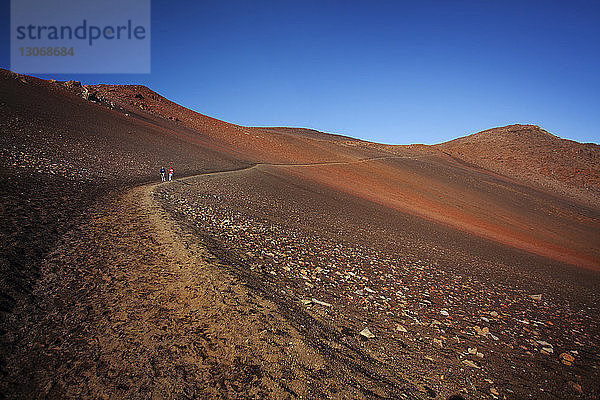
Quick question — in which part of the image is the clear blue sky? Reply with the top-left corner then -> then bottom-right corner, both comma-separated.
1,0 -> 599,144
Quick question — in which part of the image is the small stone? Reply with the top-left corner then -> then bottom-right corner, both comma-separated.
490,387 -> 499,396
359,327 -> 375,339
560,352 -> 575,364
440,310 -> 449,317
490,311 -> 499,318
568,381 -> 583,394
541,347 -> 553,354
395,324 -> 408,333
462,359 -> 480,369
433,338 -> 443,348
468,347 -> 477,355
529,294 -> 542,301
311,298 -> 332,307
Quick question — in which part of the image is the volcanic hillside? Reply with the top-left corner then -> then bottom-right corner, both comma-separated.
436,124 -> 600,206
1,69 -> 599,399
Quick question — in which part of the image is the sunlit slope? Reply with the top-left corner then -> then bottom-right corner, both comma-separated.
273,156 -> 600,270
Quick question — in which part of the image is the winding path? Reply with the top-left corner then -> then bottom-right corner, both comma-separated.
4,154 -> 424,399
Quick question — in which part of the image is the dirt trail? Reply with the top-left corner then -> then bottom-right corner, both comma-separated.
184,155 -> 427,179
2,160 -> 423,399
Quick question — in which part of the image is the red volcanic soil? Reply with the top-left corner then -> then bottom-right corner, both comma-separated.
1,69 -> 599,399
280,156 -> 600,271
436,124 -> 600,207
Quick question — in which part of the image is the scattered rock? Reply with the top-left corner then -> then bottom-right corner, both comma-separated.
462,359 -> 480,369
474,326 -> 489,336
64,80 -> 82,88
568,381 -> 583,394
311,298 -> 332,307
359,327 -> 375,339
560,352 -> 575,365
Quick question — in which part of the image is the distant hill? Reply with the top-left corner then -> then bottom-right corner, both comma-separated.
436,124 -> 600,206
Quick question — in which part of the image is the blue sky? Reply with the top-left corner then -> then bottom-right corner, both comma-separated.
1,0 -> 599,144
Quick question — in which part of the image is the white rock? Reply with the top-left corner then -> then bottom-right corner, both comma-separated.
359,327 -> 375,339
462,359 -> 480,369
311,298 -> 332,307
541,347 -> 554,354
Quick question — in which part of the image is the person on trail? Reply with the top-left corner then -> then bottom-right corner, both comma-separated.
160,166 -> 166,182
168,166 -> 174,181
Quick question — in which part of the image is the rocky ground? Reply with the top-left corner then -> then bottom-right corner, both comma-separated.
152,169 -> 600,400
4,165 -> 598,399
2,70 -> 599,399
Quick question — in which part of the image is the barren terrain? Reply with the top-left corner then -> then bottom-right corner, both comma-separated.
1,69 -> 599,399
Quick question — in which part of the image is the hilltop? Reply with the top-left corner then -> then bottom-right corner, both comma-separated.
436,124 -> 599,206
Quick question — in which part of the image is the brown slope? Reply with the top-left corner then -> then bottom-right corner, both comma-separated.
276,156 -> 600,271
0,68 -> 400,331
0,68 -> 253,349
436,124 -> 600,207
2,70 -> 600,398
3,69 -> 599,277
86,83 -> 390,164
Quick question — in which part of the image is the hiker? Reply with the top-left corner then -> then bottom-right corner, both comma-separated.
168,166 -> 174,181
160,166 -> 166,182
